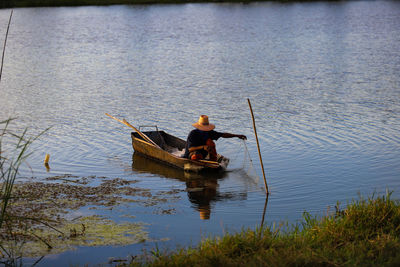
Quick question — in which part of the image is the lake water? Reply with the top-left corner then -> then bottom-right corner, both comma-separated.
1,1 -> 400,266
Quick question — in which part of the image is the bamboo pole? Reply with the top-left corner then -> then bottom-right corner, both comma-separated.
247,98 -> 269,195
0,10 -> 13,85
198,159 -> 219,167
105,113 -> 161,149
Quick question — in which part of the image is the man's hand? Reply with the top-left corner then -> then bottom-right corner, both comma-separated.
237,135 -> 247,140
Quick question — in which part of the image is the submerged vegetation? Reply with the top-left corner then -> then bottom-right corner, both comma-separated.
1,174 -> 183,259
124,193 -> 400,266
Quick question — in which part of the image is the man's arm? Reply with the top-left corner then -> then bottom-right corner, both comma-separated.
221,133 -> 247,140
188,132 -> 247,153
188,145 -> 207,153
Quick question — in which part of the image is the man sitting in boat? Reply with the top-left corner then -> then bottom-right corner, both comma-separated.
183,115 -> 247,161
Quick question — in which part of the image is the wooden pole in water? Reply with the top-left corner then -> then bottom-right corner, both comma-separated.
0,10 -> 13,85
247,98 -> 269,195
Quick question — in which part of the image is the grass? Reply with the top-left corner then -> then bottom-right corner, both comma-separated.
1,119 -> 36,228
0,118 -> 47,265
123,192 -> 400,266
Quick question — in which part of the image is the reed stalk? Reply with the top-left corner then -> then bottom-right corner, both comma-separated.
0,119 -> 49,266
0,119 -> 43,228
0,10 -> 13,85
1,9 -> 52,264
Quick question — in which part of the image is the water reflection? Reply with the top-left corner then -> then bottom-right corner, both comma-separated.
131,152 -> 247,220
260,195 -> 269,230
186,177 -> 218,220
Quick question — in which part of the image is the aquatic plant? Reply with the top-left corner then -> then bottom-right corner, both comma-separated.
2,215 -> 149,258
0,118 -> 48,265
1,174 -> 181,259
0,118 -> 46,228
124,192 -> 400,266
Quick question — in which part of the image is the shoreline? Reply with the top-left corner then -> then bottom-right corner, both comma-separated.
1,0 -> 343,9
125,193 -> 400,266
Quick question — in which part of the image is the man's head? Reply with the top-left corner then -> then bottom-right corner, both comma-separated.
192,115 -> 215,131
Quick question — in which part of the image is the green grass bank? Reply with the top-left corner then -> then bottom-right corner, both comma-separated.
124,193 -> 400,266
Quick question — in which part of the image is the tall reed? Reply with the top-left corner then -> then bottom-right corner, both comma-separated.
0,119 -> 48,266
0,118 -> 46,228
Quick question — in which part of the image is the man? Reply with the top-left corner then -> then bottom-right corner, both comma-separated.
183,115 -> 247,161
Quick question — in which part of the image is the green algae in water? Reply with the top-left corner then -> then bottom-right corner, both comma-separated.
0,175 -> 181,259
6,215 -> 148,257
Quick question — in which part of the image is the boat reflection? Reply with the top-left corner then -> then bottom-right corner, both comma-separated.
132,152 -> 237,220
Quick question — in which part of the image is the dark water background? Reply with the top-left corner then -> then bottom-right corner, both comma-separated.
1,1 -> 400,266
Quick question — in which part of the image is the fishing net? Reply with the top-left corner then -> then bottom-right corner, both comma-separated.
241,140 -> 260,184
227,140 -> 259,184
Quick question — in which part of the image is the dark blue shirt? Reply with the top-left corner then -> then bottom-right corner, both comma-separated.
183,129 -> 223,158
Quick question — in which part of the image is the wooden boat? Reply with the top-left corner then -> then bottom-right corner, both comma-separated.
131,130 -> 229,172
104,114 -> 228,172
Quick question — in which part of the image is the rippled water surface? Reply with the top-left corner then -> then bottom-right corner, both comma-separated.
1,1 -> 400,266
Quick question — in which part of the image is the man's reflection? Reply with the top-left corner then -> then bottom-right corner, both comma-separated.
186,177 -> 218,220
132,152 -> 246,220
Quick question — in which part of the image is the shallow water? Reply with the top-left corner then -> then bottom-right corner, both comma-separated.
1,1 -> 400,265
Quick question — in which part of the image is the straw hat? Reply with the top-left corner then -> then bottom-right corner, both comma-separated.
199,207 -> 211,220
192,115 -> 215,131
